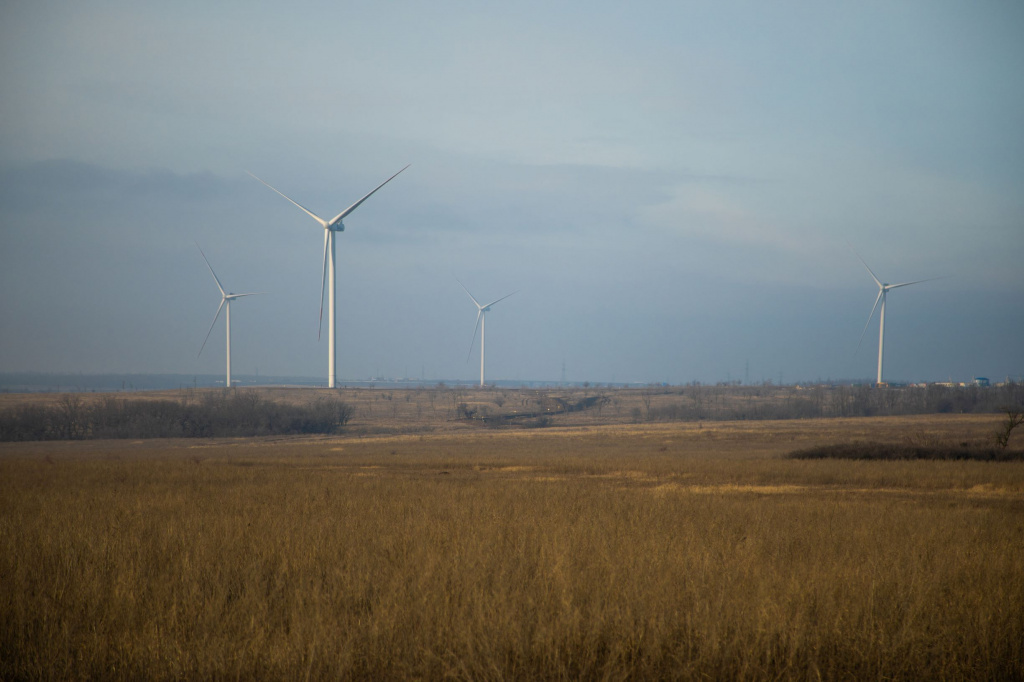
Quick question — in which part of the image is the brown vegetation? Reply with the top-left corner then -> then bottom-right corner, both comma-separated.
2,414 -> 1022,678
791,441 -> 1024,461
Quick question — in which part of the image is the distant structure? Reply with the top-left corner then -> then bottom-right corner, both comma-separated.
974,377 -> 990,387
195,243 -> 263,388
456,278 -> 517,387
248,166 -> 409,388
850,245 -> 941,386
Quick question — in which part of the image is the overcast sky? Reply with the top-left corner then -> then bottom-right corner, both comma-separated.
1,0 -> 1021,385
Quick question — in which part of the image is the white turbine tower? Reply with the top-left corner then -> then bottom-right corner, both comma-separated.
196,243 -> 263,388
247,166 -> 409,388
457,278 -> 517,387
851,246 -> 940,386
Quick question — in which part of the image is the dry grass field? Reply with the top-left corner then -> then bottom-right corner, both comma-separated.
2,398 -> 1023,678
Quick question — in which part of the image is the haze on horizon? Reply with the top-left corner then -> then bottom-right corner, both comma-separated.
1,1 -> 1022,386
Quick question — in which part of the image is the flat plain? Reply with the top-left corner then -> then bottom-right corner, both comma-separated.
1,389 -> 1022,679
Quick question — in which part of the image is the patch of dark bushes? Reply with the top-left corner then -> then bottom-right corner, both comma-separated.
0,392 -> 354,441
632,382 -> 1024,422
789,442 -> 1024,462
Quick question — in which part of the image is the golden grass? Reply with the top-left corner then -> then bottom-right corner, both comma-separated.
2,416 -> 1023,679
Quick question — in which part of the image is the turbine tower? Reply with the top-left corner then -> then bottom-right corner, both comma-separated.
457,278 -> 517,387
196,243 -> 263,388
851,247 -> 938,386
248,166 -> 409,388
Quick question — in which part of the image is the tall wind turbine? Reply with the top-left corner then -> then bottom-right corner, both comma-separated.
851,246 -> 939,386
196,243 -> 263,388
247,166 -> 409,388
457,278 -> 517,387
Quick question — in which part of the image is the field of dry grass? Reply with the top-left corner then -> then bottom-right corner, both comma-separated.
2,411 -> 1023,678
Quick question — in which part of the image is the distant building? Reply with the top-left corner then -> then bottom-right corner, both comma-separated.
974,377 -> 990,387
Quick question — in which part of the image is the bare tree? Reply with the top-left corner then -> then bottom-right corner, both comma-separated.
995,407 -> 1024,449
689,384 -> 705,420
57,394 -> 85,439
640,389 -> 653,421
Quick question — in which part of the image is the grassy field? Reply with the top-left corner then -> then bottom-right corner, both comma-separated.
2,411 -> 1023,679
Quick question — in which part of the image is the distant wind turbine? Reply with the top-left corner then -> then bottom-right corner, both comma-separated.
457,278 -> 517,387
850,245 -> 942,386
247,166 -> 409,388
196,243 -> 263,388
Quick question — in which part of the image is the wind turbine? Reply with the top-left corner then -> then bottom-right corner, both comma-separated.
457,278 -> 517,387
851,246 -> 940,386
196,243 -> 263,388
247,166 -> 409,388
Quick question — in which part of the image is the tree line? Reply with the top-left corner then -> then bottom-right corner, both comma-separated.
0,391 -> 353,441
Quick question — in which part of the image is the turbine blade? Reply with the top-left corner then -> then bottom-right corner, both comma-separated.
198,298 -> 226,359
482,290 -> 519,309
318,229 -> 329,341
886,275 -> 948,290
467,310 -> 482,362
226,292 -> 266,299
195,242 -> 226,297
856,290 -> 883,354
247,171 -> 329,228
847,242 -> 883,289
328,164 -> 410,226
454,276 -> 482,309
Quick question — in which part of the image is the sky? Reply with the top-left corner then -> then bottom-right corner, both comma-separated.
1,0 -> 1022,385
